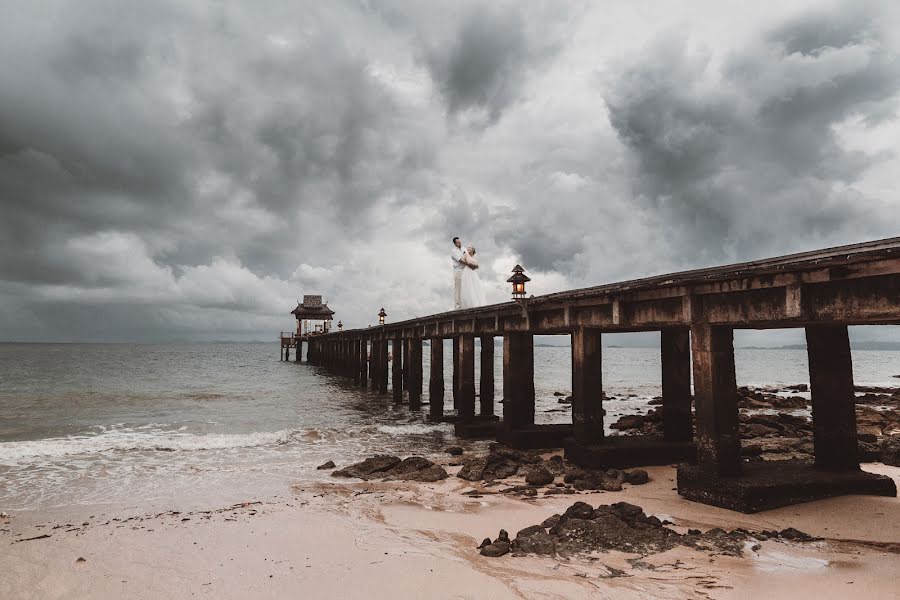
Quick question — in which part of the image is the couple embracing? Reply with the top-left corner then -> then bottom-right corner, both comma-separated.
451,236 -> 486,310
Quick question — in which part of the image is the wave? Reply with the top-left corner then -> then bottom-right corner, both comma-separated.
376,423 -> 453,436
0,427 -> 302,463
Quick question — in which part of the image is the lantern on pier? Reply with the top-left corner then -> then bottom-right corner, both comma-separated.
507,265 -> 530,300
378,308 -> 387,326
337,320 -> 343,331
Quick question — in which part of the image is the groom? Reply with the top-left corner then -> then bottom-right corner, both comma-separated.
451,236 -> 468,309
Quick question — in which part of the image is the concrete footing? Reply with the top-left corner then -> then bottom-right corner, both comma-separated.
453,415 -> 500,439
676,460 -> 897,513
495,423 -> 573,449
564,436 -> 696,469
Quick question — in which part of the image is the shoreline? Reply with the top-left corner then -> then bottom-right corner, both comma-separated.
3,460 -> 898,599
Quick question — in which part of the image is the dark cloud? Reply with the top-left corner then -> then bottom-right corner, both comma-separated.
605,3 -> 900,264
424,5 -> 549,126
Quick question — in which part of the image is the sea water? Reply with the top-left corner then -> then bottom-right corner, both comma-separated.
1,342 -> 897,511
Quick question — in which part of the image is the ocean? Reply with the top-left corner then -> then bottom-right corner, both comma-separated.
1,342 -> 898,512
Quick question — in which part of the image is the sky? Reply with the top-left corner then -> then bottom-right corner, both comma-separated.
1,0 -> 899,344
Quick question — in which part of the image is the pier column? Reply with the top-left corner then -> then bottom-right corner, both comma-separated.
368,339 -> 377,385
392,339 -> 403,403
479,336 -> 495,416
351,339 -> 360,383
661,328 -> 693,442
408,338 -> 423,408
806,325 -> 859,470
377,340 -> 389,393
457,335 -> 476,421
284,344 -> 290,361
690,324 -> 740,477
359,339 -> 368,387
571,328 -> 603,444
452,337 -> 460,409
295,340 -> 302,363
402,339 -> 410,391
345,339 -> 353,377
429,338 -> 444,421
502,333 -> 535,429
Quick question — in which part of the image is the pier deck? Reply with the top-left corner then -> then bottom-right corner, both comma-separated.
297,237 -> 900,512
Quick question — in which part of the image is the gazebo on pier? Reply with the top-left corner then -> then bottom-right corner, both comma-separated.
280,295 -> 335,361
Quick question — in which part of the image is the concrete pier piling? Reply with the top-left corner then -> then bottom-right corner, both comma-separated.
392,339 -> 403,403
407,338 -> 423,408
429,338 -> 444,421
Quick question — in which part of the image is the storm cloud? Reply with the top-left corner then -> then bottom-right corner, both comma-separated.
1,1 -> 899,342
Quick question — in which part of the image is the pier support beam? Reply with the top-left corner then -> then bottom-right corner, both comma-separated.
402,339 -> 410,391
502,332 -> 534,428
690,324 -> 740,477
392,339 -> 403,403
806,325 -> 859,470
429,338 -> 444,421
377,340 -> 389,393
479,336 -> 495,416
408,338 -> 423,408
457,335 -> 476,421
368,340 -> 376,385
359,339 -> 368,387
571,328 -> 603,445
351,340 -> 360,383
661,328 -> 693,442
452,337 -> 460,409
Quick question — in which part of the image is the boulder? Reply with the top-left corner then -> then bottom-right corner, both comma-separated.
879,436 -> 900,466
524,465 -> 555,486
316,460 -> 336,470
625,470 -> 649,485
445,446 -> 464,456
516,525 -> 546,539
332,455 -> 401,479
480,541 -> 510,557
514,531 -> 556,555
610,415 -> 644,430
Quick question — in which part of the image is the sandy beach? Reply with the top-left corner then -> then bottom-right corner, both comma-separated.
3,460 -> 898,600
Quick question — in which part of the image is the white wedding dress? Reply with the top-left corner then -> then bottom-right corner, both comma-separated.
459,254 -> 486,309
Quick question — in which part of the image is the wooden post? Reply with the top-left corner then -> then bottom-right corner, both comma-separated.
806,325 -> 859,470
452,336 -> 460,409
351,339 -> 360,383
378,340 -> 389,393
408,338 -> 423,408
392,339 -> 403,403
479,336 -> 495,416
661,328 -> 693,442
429,338 -> 444,421
690,324 -> 740,477
572,328 -> 603,444
295,339 -> 302,363
359,339 -> 368,387
457,335 -> 476,421
503,333 -> 535,428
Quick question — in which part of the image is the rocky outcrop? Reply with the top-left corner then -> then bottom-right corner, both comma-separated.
332,455 -> 448,482
480,501 -> 814,559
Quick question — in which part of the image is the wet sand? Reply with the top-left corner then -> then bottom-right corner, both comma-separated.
1,463 -> 898,599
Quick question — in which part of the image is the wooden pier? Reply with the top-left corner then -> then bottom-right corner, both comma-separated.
294,237 -> 900,512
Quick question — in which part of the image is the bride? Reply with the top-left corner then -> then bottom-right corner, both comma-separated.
459,246 -> 486,309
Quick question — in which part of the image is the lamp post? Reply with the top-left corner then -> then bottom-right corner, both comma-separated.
507,265 -> 531,300
378,308 -> 387,326
337,320 -> 343,331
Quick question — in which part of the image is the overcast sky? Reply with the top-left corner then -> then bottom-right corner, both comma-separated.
1,0 -> 899,343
